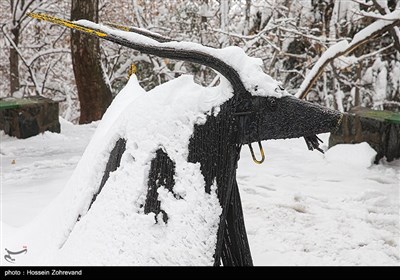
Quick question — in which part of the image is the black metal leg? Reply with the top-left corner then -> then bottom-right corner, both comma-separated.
221,180 -> 253,266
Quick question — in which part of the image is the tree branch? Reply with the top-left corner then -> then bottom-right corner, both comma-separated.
335,43 -> 394,71
371,0 -> 400,52
11,0 -> 19,27
296,11 -> 400,99
27,48 -> 70,66
40,53 -> 64,96
19,0 -> 38,23
351,0 -> 373,9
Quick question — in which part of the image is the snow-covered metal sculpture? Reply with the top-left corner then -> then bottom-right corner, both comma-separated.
27,13 -> 342,266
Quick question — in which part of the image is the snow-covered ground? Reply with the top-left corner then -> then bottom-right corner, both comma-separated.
1,119 -> 398,266
0,119 -> 97,228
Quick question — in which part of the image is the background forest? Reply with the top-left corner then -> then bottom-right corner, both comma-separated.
1,0 -> 399,123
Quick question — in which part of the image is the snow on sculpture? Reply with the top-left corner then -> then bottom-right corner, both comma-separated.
19,13 -> 342,266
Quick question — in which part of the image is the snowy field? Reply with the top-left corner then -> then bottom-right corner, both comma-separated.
1,118 -> 398,266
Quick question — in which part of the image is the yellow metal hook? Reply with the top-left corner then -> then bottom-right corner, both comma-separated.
248,141 -> 265,164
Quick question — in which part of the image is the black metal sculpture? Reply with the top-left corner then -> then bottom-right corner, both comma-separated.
28,13 -> 342,266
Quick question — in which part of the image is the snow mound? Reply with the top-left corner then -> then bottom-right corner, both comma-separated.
5,74 -> 232,266
53,74 -> 229,265
325,142 -> 377,168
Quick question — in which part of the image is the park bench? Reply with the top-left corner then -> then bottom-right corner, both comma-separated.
329,106 -> 400,163
0,97 -> 60,139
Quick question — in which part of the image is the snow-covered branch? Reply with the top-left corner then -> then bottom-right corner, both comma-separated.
357,11 -> 399,21
131,0 -> 144,28
11,0 -> 44,28
296,10 -> 400,99
371,0 -> 400,52
41,56 -> 60,96
351,0 -> 373,9
27,48 -> 70,67
211,23 -> 277,42
335,43 -> 394,71
278,26 -> 347,45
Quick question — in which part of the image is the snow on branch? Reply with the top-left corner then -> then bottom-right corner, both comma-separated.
357,11 -> 399,21
371,0 -> 400,52
278,26 -> 348,45
351,0 -> 373,8
11,0 -> 45,28
295,10 -> 400,99
339,43 -> 394,70
27,48 -> 70,66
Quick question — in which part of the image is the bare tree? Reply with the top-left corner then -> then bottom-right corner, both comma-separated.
296,11 -> 400,100
8,0 -> 42,95
371,0 -> 400,52
71,0 -> 112,124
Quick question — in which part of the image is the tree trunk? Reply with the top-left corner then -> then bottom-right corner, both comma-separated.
220,0 -> 229,47
71,0 -> 112,124
244,0 -> 251,35
354,46 -> 364,108
9,26 -> 20,96
10,0 -> 21,96
199,0 -> 209,45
